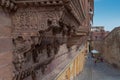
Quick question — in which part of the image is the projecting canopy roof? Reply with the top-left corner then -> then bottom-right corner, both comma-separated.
91,50 -> 99,54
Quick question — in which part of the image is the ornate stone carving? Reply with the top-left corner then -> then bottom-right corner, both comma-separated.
12,19 -> 64,79
47,18 -> 63,35
11,3 -> 83,79
0,0 -> 17,11
12,7 -> 61,34
12,36 -> 25,71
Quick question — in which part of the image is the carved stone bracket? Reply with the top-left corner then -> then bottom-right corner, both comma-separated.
0,0 -> 17,11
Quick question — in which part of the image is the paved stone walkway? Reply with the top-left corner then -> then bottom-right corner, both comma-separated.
77,56 -> 120,80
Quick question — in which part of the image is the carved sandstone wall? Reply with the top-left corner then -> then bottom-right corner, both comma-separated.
0,0 -> 94,80
103,27 -> 120,69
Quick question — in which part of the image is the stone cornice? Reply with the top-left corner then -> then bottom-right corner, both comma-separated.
14,0 -> 64,6
13,0 -> 87,23
12,0 -> 82,25
8,0 -> 92,25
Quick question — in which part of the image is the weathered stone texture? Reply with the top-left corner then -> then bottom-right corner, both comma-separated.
0,8 -> 14,80
103,27 -> 120,69
0,0 -> 94,80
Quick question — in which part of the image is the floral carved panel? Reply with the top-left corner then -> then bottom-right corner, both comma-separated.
12,7 -> 62,35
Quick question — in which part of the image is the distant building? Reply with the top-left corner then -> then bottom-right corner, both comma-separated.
91,26 -> 104,32
91,26 -> 109,41
90,26 -> 109,54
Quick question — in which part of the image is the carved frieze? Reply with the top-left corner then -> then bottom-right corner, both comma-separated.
12,7 -> 62,35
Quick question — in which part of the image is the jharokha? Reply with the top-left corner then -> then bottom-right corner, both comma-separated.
0,0 -> 94,80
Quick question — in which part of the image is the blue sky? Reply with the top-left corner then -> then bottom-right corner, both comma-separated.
93,0 -> 120,31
